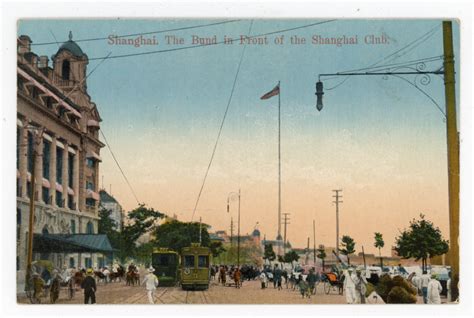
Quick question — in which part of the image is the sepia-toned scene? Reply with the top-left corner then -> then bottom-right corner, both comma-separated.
15,18 -> 460,305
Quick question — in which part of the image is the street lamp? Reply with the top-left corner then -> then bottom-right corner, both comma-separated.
314,21 -> 459,301
227,189 -> 241,267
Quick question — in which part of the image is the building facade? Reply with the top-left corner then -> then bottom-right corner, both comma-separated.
99,190 -> 124,231
17,33 -> 104,290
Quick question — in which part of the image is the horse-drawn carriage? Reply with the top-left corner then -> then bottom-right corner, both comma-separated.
25,260 -> 75,304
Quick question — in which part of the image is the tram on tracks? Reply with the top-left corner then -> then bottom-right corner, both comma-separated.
151,248 -> 180,286
180,243 -> 211,290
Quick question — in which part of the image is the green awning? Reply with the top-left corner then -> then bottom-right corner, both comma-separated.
33,234 -> 116,253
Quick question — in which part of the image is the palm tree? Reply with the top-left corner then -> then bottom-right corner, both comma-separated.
340,235 -> 356,265
374,232 -> 385,269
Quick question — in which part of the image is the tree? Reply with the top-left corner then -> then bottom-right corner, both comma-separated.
209,241 -> 226,258
394,214 -> 449,272
98,207 -> 118,234
263,243 -> 276,265
317,244 -> 327,271
283,250 -> 300,269
374,232 -> 385,268
340,235 -> 356,265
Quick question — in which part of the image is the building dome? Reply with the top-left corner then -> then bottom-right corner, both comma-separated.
55,31 -> 85,58
252,229 -> 261,237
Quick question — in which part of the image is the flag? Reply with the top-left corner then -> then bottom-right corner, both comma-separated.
260,84 -> 280,100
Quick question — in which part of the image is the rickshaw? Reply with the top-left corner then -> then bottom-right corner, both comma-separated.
321,271 -> 344,295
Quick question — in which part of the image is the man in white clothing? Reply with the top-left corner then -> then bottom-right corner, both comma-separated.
142,267 -> 159,304
343,268 -> 356,304
427,274 -> 443,304
420,270 -> 431,304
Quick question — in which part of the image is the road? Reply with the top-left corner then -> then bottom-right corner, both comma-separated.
18,278 -> 351,304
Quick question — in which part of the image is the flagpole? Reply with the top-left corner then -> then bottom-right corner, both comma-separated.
278,81 -> 282,243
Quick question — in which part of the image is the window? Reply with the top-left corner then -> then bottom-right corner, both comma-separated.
70,220 -> 76,234
42,187 -> 50,204
68,153 -> 74,188
56,190 -> 63,207
27,131 -> 33,173
86,221 -> 94,234
16,127 -> 20,169
42,139 -> 51,180
46,97 -> 53,109
86,181 -> 95,191
26,181 -> 31,198
68,194 -> 75,210
56,147 -> 63,184
16,179 -> 21,197
16,209 -> 21,241
198,255 -> 209,268
31,87 -> 39,99
183,255 -> 195,267
85,257 -> 92,269
17,256 -> 20,271
69,257 -> 75,269
62,60 -> 70,80
86,198 -> 96,208
86,158 -> 95,168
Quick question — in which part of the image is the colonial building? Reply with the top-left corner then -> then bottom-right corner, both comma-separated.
17,32 -> 104,289
99,190 -> 124,231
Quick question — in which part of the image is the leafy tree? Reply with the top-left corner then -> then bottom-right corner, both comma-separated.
98,207 -> 118,234
340,235 -> 356,265
263,243 -> 276,265
209,241 -> 226,258
134,242 -> 155,265
394,214 -> 449,272
317,244 -> 327,271
283,250 -> 299,268
374,232 -> 385,268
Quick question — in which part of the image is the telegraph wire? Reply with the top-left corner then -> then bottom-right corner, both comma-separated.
100,129 -> 141,205
190,20 -> 254,222
18,20 -> 337,66
87,20 -> 336,61
28,19 -> 243,46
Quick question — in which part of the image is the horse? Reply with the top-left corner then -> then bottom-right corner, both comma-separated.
126,270 -> 140,286
94,271 -> 107,283
109,265 -> 125,283
74,271 -> 85,290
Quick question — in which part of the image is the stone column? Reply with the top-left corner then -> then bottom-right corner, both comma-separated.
62,143 -> 69,209
19,123 -> 28,198
50,136 -> 57,206
35,136 -> 43,202
73,149 -> 80,211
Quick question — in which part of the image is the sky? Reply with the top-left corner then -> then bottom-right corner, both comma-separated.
17,19 -> 460,256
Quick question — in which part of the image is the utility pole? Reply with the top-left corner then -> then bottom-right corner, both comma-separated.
332,189 -> 343,256
313,220 -> 316,266
237,188 -> 241,267
282,212 -> 290,255
305,237 -> 310,265
230,217 -> 234,247
443,20 -> 459,302
199,217 -> 202,245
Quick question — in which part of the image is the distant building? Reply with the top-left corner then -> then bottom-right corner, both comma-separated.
99,190 -> 123,231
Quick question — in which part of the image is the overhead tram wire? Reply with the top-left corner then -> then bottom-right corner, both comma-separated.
324,23 -> 441,90
18,20 -> 337,67
100,129 -> 141,206
27,19 -> 243,46
190,20 -> 255,222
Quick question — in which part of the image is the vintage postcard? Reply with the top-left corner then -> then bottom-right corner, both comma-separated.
11,15 -> 463,308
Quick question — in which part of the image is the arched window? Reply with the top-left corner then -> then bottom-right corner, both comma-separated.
86,221 -> 94,234
42,226 -> 49,234
62,60 -> 70,80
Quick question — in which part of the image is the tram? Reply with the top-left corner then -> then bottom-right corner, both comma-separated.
151,248 -> 180,286
180,243 -> 211,290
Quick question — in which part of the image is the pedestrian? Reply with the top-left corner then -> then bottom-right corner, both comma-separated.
259,271 -> 267,289
81,268 -> 97,304
411,273 -> 421,295
307,268 -> 317,295
420,270 -> 431,304
233,267 -> 241,288
297,274 -> 310,298
32,272 -> 45,303
142,266 -> 159,304
354,269 -> 368,304
219,266 -> 227,286
103,266 -> 110,283
427,274 -> 442,304
289,273 -> 297,290
273,265 -> 282,290
343,268 -> 356,304
446,271 -> 452,302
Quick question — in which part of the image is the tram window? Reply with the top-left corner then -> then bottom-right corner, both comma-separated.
184,255 -> 194,267
198,255 -> 209,268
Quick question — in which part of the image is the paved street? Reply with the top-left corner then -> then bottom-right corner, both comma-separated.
18,279 -> 351,305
